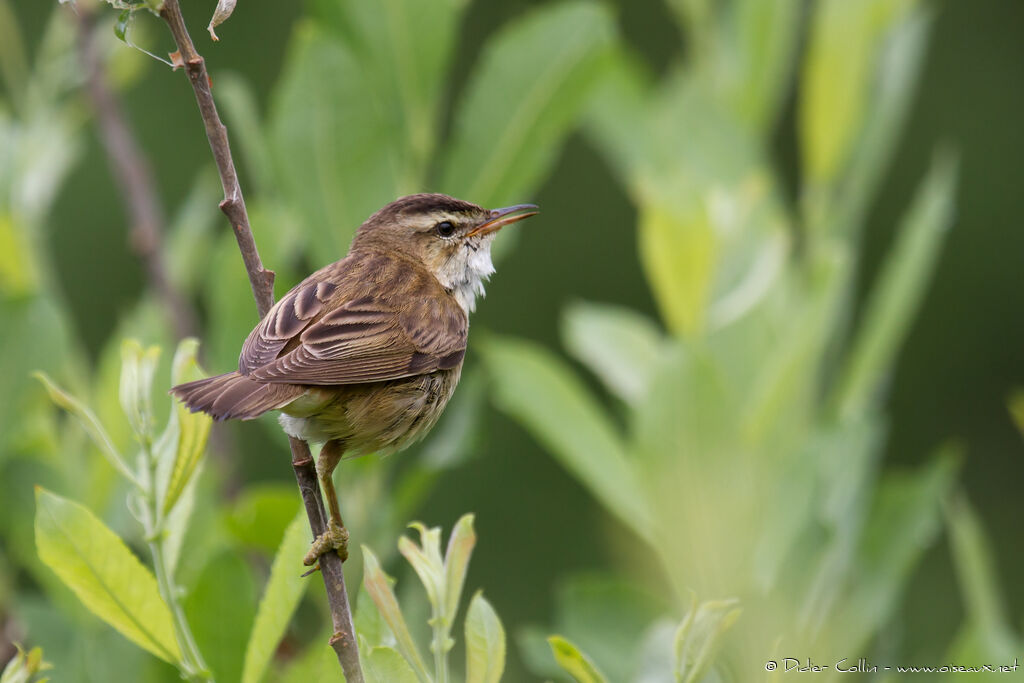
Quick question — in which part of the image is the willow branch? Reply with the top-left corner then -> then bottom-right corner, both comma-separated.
75,9 -> 198,340
156,1 -> 363,679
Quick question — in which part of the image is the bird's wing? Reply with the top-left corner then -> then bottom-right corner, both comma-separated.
238,255 -> 467,385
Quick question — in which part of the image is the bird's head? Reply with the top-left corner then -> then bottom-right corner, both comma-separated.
352,193 -> 538,312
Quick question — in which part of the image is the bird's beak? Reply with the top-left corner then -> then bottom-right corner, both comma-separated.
466,203 -> 539,238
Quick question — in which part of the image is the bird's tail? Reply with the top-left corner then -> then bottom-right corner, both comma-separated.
171,371 -> 303,421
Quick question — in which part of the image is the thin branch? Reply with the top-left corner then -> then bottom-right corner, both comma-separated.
158,0 -> 274,319
155,1 -> 363,680
76,9 -> 198,340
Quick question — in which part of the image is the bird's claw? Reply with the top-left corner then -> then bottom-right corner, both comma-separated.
303,518 -> 349,566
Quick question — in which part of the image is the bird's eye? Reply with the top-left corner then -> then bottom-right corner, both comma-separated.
435,221 -> 456,238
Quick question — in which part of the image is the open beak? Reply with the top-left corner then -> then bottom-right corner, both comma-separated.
466,203 -> 539,238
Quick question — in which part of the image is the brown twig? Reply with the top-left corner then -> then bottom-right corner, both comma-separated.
75,9 -> 198,340
156,1 -> 363,679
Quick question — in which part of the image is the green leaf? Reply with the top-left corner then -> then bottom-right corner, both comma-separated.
547,635 -> 608,683
364,646 -> 420,683
826,8 -> 932,240
799,0 -> 915,186
673,597 -> 741,683
113,10 -> 130,43
32,372 -> 138,485
0,212 -> 39,296
443,513 -> 476,624
242,510 -> 312,683
362,546 -> 430,683
354,583 -> 394,651
638,202 -> 715,338
33,488 -> 181,663
828,450 -> 960,650
162,339 -> 212,515
118,339 -> 161,440
215,73 -> 275,197
480,336 -> 653,542
561,301 -> 665,403
945,494 -> 1019,662
270,22 -> 411,261
397,523 -> 446,612
711,0 -> 802,134
439,1 -> 615,206
0,642 -> 52,683
310,0 -> 469,180
465,592 -> 505,683
185,550 -> 256,683
833,152 -> 957,421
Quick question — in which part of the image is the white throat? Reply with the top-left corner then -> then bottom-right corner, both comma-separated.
436,236 -> 496,313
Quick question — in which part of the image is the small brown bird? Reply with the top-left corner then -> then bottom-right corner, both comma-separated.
172,193 -> 537,564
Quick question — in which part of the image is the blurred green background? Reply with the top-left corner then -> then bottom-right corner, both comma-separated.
3,0 -> 1023,681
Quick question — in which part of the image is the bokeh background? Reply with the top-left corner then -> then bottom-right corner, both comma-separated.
2,0 -> 1022,681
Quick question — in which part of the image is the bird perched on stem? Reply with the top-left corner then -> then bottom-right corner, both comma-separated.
172,193 -> 537,565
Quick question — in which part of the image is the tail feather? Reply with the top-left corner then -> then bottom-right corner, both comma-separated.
171,371 -> 303,421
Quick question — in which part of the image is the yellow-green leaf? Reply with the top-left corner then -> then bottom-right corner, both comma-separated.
638,203 -> 715,338
162,339 -> 212,515
242,509 -> 310,683
443,514 -> 476,623
465,592 -> 505,683
362,546 -> 430,682
547,635 -> 608,683
440,1 -> 614,206
34,488 -> 180,664
32,372 -> 139,486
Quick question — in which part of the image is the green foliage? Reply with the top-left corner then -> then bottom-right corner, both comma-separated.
481,0 -> 971,680
241,511 -> 311,683
34,488 -> 181,663
361,515 -> 507,683
2,1 -> 1009,681
0,643 -> 51,683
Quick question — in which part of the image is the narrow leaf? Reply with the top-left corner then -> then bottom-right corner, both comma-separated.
443,513 -> 476,623
270,23 -> 410,262
829,450 -> 960,650
561,301 -> 665,403
362,546 -> 430,683
113,10 -> 130,43
480,337 -> 653,541
946,494 -> 1018,660
465,592 -> 505,683
834,153 -> 957,420
162,339 -> 212,514
799,0 -> 915,186
440,1 -> 615,206
547,635 -> 608,683
34,488 -> 181,663
119,339 -> 161,440
242,510 -> 310,683
32,372 -> 138,485
309,0 -> 469,179
638,202 -> 715,338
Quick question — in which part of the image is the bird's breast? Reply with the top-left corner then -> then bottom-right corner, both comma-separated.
277,365 -> 462,455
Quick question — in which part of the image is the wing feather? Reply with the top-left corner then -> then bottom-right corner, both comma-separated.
238,252 -> 467,385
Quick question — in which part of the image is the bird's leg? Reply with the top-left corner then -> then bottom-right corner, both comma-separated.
304,439 -> 349,566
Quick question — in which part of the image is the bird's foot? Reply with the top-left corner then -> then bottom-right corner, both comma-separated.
303,518 -> 349,566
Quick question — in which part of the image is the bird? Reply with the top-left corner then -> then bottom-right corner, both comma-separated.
171,193 -> 538,565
